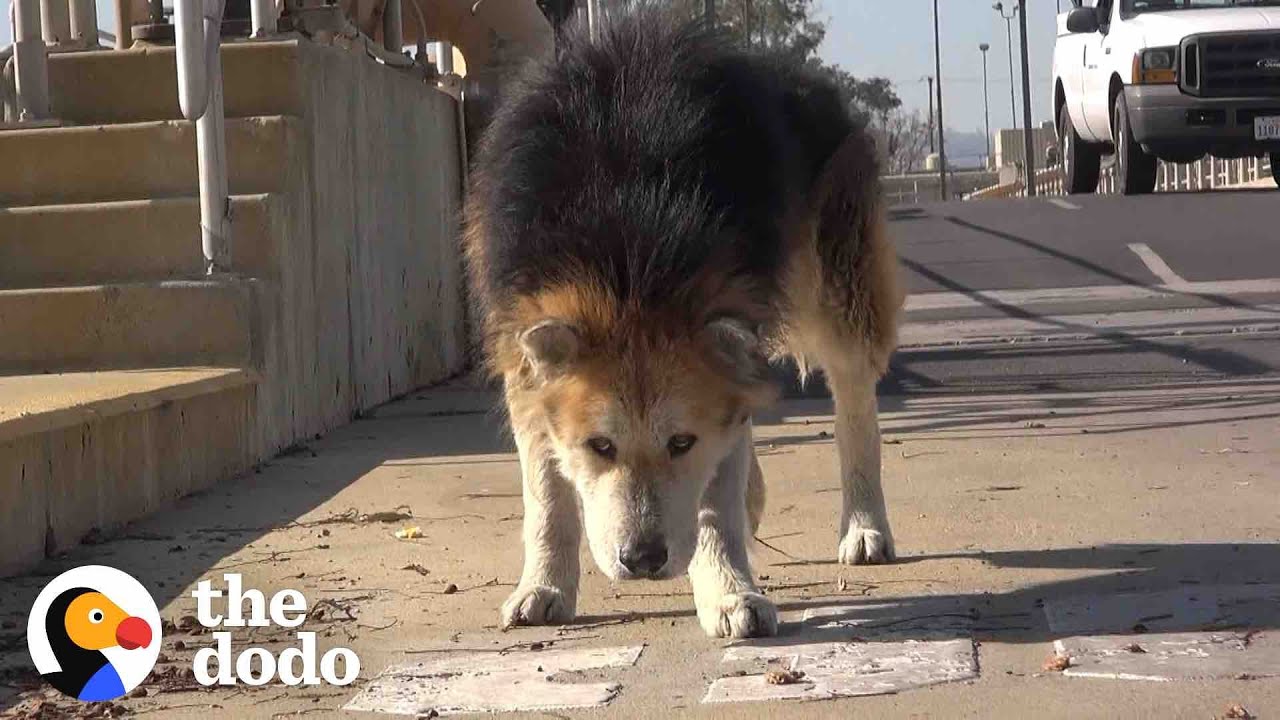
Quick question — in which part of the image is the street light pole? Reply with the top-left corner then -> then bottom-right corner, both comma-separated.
994,2 -> 1018,130
980,43 -> 991,169
932,0 -> 947,201
1017,0 -> 1036,196
924,76 -> 935,154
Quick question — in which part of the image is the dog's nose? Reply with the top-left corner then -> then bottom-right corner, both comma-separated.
619,538 -> 668,577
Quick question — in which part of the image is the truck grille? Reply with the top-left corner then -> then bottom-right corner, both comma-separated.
1182,32 -> 1280,98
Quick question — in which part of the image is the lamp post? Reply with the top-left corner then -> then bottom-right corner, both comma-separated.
980,43 -> 991,169
993,2 -> 1018,130
1017,0 -> 1036,196
921,75 -> 935,154
932,0 -> 947,201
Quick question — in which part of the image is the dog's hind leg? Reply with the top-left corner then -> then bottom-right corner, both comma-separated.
500,420 -> 581,628
826,354 -> 895,564
688,423 -> 778,638
783,128 -> 903,566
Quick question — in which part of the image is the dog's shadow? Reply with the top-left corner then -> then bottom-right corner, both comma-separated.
576,542 -> 1280,647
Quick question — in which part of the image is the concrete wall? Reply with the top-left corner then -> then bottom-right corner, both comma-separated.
0,39 -> 468,574
255,39 -> 469,454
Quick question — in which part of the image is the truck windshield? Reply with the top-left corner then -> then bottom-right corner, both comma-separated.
1125,0 -> 1280,11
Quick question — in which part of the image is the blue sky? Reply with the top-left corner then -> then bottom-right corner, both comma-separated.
2,0 -> 1061,135
818,0 -> 1063,135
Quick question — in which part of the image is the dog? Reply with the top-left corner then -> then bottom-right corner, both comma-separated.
463,8 -> 902,639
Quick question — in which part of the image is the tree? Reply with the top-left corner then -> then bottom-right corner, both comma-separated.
595,1 -> 929,173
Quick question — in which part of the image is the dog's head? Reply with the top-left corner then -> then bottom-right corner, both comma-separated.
502,296 -> 776,581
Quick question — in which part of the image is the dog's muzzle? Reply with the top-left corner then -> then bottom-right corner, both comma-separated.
617,537 -> 668,579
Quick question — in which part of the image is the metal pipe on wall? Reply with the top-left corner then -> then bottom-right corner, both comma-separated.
39,0 -> 70,44
114,0 -> 133,48
175,0 -> 232,273
382,0 -> 402,52
435,41 -> 454,75
251,0 -> 277,36
68,0 -> 98,46
13,0 -> 51,120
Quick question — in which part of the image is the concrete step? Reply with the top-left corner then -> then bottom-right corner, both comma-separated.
0,116 -> 293,207
48,40 -> 302,125
0,195 -> 278,287
0,280 -> 256,374
0,367 -> 258,575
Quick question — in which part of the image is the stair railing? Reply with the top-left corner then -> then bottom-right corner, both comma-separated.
10,0 -> 52,120
175,0 -> 231,274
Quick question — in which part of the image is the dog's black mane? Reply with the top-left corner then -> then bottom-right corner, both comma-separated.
471,7 -> 857,311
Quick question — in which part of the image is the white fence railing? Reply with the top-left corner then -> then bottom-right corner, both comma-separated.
1038,155 -> 1273,196
972,154 -> 1274,200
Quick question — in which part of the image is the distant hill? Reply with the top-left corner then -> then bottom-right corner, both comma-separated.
942,129 -> 991,170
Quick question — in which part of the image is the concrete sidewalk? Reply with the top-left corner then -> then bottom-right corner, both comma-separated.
2,377 -> 1278,719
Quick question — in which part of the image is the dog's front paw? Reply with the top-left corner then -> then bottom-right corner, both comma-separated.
698,592 -> 778,639
838,525 -> 895,565
501,584 -> 576,628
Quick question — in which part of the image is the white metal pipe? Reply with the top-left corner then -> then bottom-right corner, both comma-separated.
113,0 -> 132,48
13,0 -> 50,120
175,0 -> 231,273
197,63 -> 231,274
200,0 -> 231,273
39,0 -> 70,44
173,0 -> 207,119
250,0 -> 276,36
434,41 -> 453,75
68,0 -> 97,46
382,0 -> 401,52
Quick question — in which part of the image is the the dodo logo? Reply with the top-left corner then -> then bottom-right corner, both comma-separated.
27,566 -> 160,702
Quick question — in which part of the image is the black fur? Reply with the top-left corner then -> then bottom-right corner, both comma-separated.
470,7 -> 866,318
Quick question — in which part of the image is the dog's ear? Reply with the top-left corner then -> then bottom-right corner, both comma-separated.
519,320 -> 581,379
703,317 -> 770,389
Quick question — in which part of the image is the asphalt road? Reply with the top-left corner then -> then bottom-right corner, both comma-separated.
876,189 -> 1280,395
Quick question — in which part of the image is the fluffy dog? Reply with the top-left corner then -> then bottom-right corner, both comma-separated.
464,8 -> 902,639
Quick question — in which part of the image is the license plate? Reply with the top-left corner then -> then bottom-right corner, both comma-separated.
1257,116 -> 1280,141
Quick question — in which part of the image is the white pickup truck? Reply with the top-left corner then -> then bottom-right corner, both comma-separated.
1053,0 -> 1280,194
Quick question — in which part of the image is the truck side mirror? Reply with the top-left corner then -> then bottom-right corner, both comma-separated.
1066,7 -> 1100,33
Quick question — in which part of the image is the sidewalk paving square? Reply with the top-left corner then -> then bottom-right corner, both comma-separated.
1043,583 -> 1280,682
344,645 -> 644,716
1054,631 -> 1280,682
702,638 -> 978,704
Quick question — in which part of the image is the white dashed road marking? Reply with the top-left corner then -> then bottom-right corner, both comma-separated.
905,277 -> 1280,313
344,645 -> 644,716
1047,198 -> 1081,210
1127,242 -> 1189,288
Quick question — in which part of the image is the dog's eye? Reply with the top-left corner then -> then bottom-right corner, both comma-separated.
586,437 -> 616,459
667,434 -> 697,457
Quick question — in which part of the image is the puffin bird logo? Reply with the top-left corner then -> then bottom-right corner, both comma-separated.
28,566 -> 161,702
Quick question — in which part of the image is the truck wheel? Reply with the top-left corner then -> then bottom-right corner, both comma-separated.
1059,104 -> 1100,194
1271,152 -> 1279,188
1114,91 -> 1158,196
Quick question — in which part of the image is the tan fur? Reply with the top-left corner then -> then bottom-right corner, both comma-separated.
470,128 -> 904,638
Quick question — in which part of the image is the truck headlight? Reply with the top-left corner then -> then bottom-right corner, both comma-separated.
1134,47 -> 1178,85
